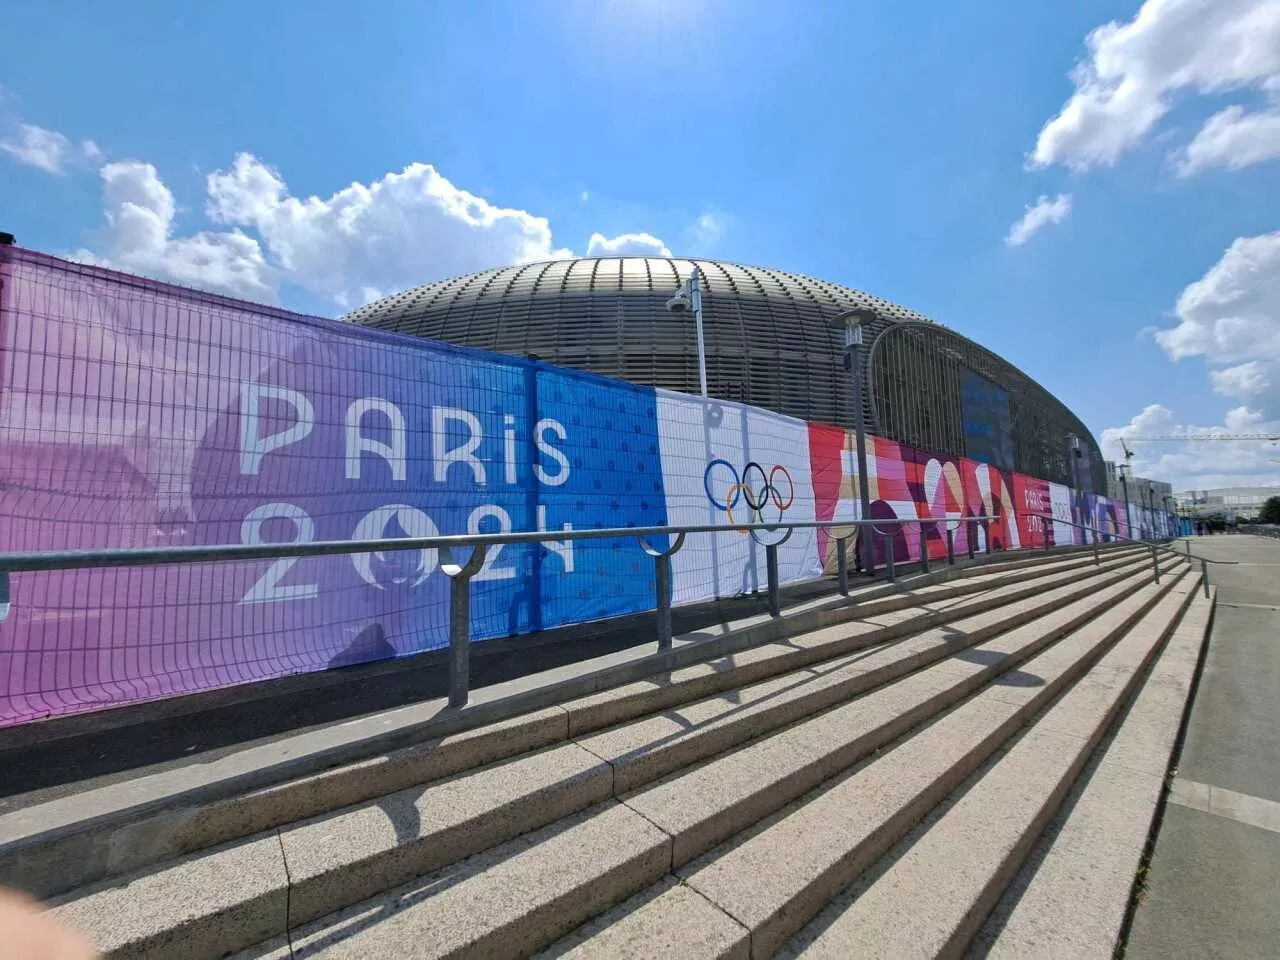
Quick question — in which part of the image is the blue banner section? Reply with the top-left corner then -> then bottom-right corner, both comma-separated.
531,366 -> 669,631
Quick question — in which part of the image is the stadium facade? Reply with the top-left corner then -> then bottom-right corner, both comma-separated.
346,257 -> 1107,493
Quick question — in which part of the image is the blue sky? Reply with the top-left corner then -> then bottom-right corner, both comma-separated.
2,0 -> 1278,489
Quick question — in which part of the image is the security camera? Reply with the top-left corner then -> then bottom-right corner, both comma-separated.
665,292 -> 692,314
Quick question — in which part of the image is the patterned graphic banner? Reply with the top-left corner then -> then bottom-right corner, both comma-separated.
0,248 -> 1170,726
808,425 -> 1029,569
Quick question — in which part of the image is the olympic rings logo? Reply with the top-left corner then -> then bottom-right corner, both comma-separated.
703,459 -> 796,526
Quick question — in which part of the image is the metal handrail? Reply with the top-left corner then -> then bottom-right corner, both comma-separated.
1024,512 -> 1236,563
0,513 -> 1009,709
1240,524 -> 1280,540
0,515 -> 985,574
1023,512 -> 1230,600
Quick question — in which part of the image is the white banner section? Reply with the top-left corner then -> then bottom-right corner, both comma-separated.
1049,482 -> 1075,545
656,390 -> 820,605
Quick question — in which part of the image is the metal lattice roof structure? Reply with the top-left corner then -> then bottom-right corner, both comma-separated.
345,256 -> 1105,492
345,257 -> 931,429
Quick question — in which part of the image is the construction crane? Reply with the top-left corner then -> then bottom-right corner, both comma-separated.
1116,437 -> 1137,482
1124,433 -> 1280,442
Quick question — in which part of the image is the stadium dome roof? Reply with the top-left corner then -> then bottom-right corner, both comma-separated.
345,257 -> 933,426
346,256 -> 1104,490
345,256 -> 934,331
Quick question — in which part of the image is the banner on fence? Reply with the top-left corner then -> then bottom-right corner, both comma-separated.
656,391 -> 819,605
0,247 -> 1160,726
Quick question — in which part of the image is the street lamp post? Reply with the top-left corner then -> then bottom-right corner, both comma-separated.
1067,434 -> 1085,544
832,310 -> 875,576
1117,462 -> 1132,540
666,266 -> 708,398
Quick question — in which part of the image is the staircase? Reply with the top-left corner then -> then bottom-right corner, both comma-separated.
8,544 -> 1211,959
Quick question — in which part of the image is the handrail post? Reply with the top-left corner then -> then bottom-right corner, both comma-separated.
920,524 -> 931,574
440,544 -> 487,708
1185,540 -> 1191,556
1151,544 -> 1160,584
1202,558 -> 1210,598
0,570 -> 9,623
982,519 -> 991,555
766,542 -> 781,617
1043,518 -> 1050,552
884,533 -> 896,582
654,552 -> 673,647
836,537 -> 850,596
639,532 -> 686,651
1093,534 -> 1100,567
967,518 -> 975,560
946,528 -> 955,566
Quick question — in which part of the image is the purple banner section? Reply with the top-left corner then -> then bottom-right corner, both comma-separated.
0,248 -> 668,726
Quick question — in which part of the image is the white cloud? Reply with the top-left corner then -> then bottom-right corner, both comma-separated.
1101,403 -> 1280,489
1177,104 -> 1280,175
78,161 -> 275,302
584,230 -> 673,258
1155,231 -> 1280,421
1101,403 -> 1177,463
206,153 -> 580,306
689,212 -> 723,251
0,122 -> 104,174
1,123 -> 71,173
1031,0 -> 1280,172
60,144 -> 675,307
1005,194 -> 1073,246
1211,360 -> 1272,398
1105,230 -> 1280,489
1154,232 -> 1280,365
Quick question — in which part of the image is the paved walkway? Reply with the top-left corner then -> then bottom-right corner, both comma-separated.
1125,534 -> 1280,960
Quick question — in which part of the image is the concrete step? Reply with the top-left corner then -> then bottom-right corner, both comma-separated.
777,575 -> 1200,959
560,548 -> 1154,741
967,586 -> 1215,960
824,545 -> 1139,622
255,565 -> 1183,960
574,557 -> 1166,796
281,801 -> 673,960
6,547 -> 1152,903
43,555 -> 1174,959
537,876 -> 750,960
672,567 -> 1191,959
915,542 -> 1135,582
619,562 -> 1176,870
534,565 -> 1191,960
